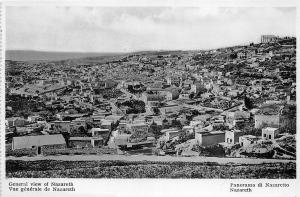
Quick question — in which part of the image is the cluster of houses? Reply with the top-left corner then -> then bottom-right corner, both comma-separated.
5,36 -> 296,157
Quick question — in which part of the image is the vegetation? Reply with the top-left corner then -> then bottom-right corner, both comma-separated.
6,160 -> 296,178
148,122 -> 163,138
127,84 -> 146,94
116,99 -> 146,114
6,145 -> 117,157
6,95 -> 46,118
193,144 -> 226,157
93,88 -> 123,99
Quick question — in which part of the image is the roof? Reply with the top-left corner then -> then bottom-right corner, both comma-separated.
70,136 -> 103,141
7,117 -> 25,121
166,130 -> 180,134
105,115 -> 123,121
234,111 -> 250,119
263,127 -> 278,132
89,128 -> 109,133
161,128 -> 180,133
183,126 -> 193,129
52,121 -> 71,123
91,128 -> 109,132
200,131 -> 225,136
240,135 -> 259,139
130,122 -> 147,127
256,104 -> 283,115
114,134 -> 131,145
12,134 -> 65,150
226,129 -> 243,133
101,121 -> 112,126
210,131 -> 225,135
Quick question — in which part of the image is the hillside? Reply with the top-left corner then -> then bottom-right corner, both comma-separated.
5,50 -> 125,62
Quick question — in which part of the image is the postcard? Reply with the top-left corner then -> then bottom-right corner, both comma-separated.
1,0 -> 299,197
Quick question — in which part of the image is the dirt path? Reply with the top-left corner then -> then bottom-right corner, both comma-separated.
6,154 -> 295,164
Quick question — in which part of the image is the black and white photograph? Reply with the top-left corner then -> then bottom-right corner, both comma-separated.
3,3 -> 297,183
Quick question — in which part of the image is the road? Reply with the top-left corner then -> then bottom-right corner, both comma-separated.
117,88 -> 153,115
108,100 -> 126,116
6,154 -> 295,165
119,88 -> 138,99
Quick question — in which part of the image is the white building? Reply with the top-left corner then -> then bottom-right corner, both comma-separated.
239,135 -> 260,147
225,130 -> 244,144
262,127 -> 279,140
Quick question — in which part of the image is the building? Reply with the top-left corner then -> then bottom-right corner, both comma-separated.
279,104 -> 296,133
52,121 -> 71,133
239,135 -> 260,147
118,120 -> 128,133
254,104 -> 282,129
90,128 -> 110,142
254,114 -> 280,129
262,127 -> 279,140
90,128 -> 109,136
101,121 -> 112,131
161,128 -> 181,141
141,92 -> 165,106
69,136 -> 103,148
225,130 -> 244,144
182,126 -> 194,134
127,122 -> 148,135
114,134 -> 131,146
12,134 -> 66,155
159,104 -> 181,116
190,83 -> 205,94
195,131 -> 225,147
261,35 -> 278,43
6,117 -> 27,127
70,119 -> 87,130
27,115 -> 43,122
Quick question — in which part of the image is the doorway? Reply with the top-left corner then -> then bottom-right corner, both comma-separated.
37,146 -> 42,155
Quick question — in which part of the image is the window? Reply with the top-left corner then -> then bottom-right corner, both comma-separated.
263,134 -> 266,137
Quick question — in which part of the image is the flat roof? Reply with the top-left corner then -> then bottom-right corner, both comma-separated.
12,134 -> 65,150
263,127 -> 279,132
202,131 -> 225,136
70,136 -> 103,141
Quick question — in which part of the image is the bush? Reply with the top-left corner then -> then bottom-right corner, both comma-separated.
194,144 -> 226,157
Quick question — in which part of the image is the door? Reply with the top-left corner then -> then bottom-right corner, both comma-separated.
37,146 -> 42,155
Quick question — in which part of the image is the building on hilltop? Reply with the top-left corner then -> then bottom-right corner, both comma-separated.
261,35 -> 279,43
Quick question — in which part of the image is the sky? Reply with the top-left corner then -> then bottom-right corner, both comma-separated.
6,6 -> 296,52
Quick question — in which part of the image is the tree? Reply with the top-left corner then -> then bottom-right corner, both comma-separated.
229,53 -> 237,59
162,119 -> 169,129
111,120 -> 120,131
153,107 -> 160,115
178,131 -> 193,143
61,132 -> 70,147
244,96 -> 253,109
72,126 -> 88,137
189,92 -> 195,99
149,122 -> 162,137
171,119 -> 183,129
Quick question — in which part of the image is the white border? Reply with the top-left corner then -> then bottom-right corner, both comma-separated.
1,1 -> 299,197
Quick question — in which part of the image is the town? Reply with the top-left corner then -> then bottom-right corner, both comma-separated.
5,35 -> 296,161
